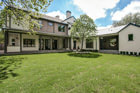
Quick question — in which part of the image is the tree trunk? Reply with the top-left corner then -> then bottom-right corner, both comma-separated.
81,37 -> 84,49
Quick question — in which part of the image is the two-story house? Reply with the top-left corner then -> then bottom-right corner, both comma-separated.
2,7 -> 140,55
3,9 -> 76,53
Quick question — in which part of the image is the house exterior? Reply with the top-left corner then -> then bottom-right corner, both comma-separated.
2,9 -> 140,55
96,23 -> 140,54
3,10 -> 74,53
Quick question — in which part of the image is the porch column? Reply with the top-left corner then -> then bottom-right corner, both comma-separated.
20,33 -> 22,52
4,31 -> 8,53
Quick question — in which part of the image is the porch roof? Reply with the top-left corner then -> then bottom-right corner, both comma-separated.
4,28 -> 70,37
96,25 -> 126,36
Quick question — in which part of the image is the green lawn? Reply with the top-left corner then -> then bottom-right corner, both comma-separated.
0,53 -> 140,93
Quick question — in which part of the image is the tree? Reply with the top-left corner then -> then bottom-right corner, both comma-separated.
0,0 -> 53,32
113,13 -> 140,27
0,30 -> 4,44
70,14 -> 96,49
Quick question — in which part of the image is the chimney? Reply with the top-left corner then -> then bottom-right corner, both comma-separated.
55,15 -> 59,19
66,10 -> 71,18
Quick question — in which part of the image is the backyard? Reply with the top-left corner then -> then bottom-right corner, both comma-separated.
0,52 -> 140,93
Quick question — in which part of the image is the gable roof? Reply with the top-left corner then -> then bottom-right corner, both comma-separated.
62,16 -> 76,22
96,23 -> 140,36
118,23 -> 140,33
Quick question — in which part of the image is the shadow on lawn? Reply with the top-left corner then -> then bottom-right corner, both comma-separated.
0,56 -> 25,83
68,52 -> 101,58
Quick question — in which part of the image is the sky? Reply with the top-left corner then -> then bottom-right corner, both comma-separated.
46,0 -> 140,29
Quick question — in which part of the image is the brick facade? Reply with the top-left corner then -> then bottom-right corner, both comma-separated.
39,20 -> 68,36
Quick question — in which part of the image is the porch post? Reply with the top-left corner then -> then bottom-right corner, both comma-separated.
4,31 -> 8,53
20,33 -> 22,52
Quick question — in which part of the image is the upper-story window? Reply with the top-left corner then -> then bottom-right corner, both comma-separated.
58,24 -> 65,32
38,20 -> 43,28
48,22 -> 53,26
128,34 -> 133,41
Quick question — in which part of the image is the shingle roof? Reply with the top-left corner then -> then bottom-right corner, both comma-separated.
41,14 -> 65,23
96,25 -> 126,36
10,5 -> 67,24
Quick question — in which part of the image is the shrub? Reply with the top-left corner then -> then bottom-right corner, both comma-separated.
126,52 -> 129,55
130,52 -> 133,55
134,52 -> 137,56
123,51 -> 125,55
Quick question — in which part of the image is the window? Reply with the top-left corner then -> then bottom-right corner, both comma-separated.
128,34 -> 133,41
11,39 -> 15,46
23,39 -> 35,47
86,39 -> 93,48
48,22 -> 53,26
38,20 -> 43,28
58,24 -> 65,32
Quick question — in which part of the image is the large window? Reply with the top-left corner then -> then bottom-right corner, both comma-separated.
23,39 -> 35,47
128,34 -> 133,41
86,39 -> 93,48
58,24 -> 65,32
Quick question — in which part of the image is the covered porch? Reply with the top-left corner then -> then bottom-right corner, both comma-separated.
4,30 -> 71,54
99,35 -> 119,54
39,35 -> 71,50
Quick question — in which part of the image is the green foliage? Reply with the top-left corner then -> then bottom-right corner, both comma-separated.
113,13 -> 140,27
0,0 -> 53,31
71,14 -> 96,49
0,53 -> 139,93
0,30 -> 4,43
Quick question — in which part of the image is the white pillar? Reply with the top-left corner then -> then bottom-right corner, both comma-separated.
71,38 -> 73,50
96,37 -> 100,50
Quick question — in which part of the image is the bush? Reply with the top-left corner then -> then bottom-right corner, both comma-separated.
120,51 -> 123,54
123,51 -> 125,55
126,52 -> 129,55
80,49 -> 98,52
134,52 -> 137,56
130,52 -> 133,55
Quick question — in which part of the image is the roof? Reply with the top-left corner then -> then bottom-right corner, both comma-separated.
40,14 -> 67,24
96,23 -> 140,36
4,28 -> 70,37
62,16 -> 76,22
96,25 -> 126,36
9,5 -> 67,24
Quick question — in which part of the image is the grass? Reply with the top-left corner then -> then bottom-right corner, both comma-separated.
0,52 -> 140,93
